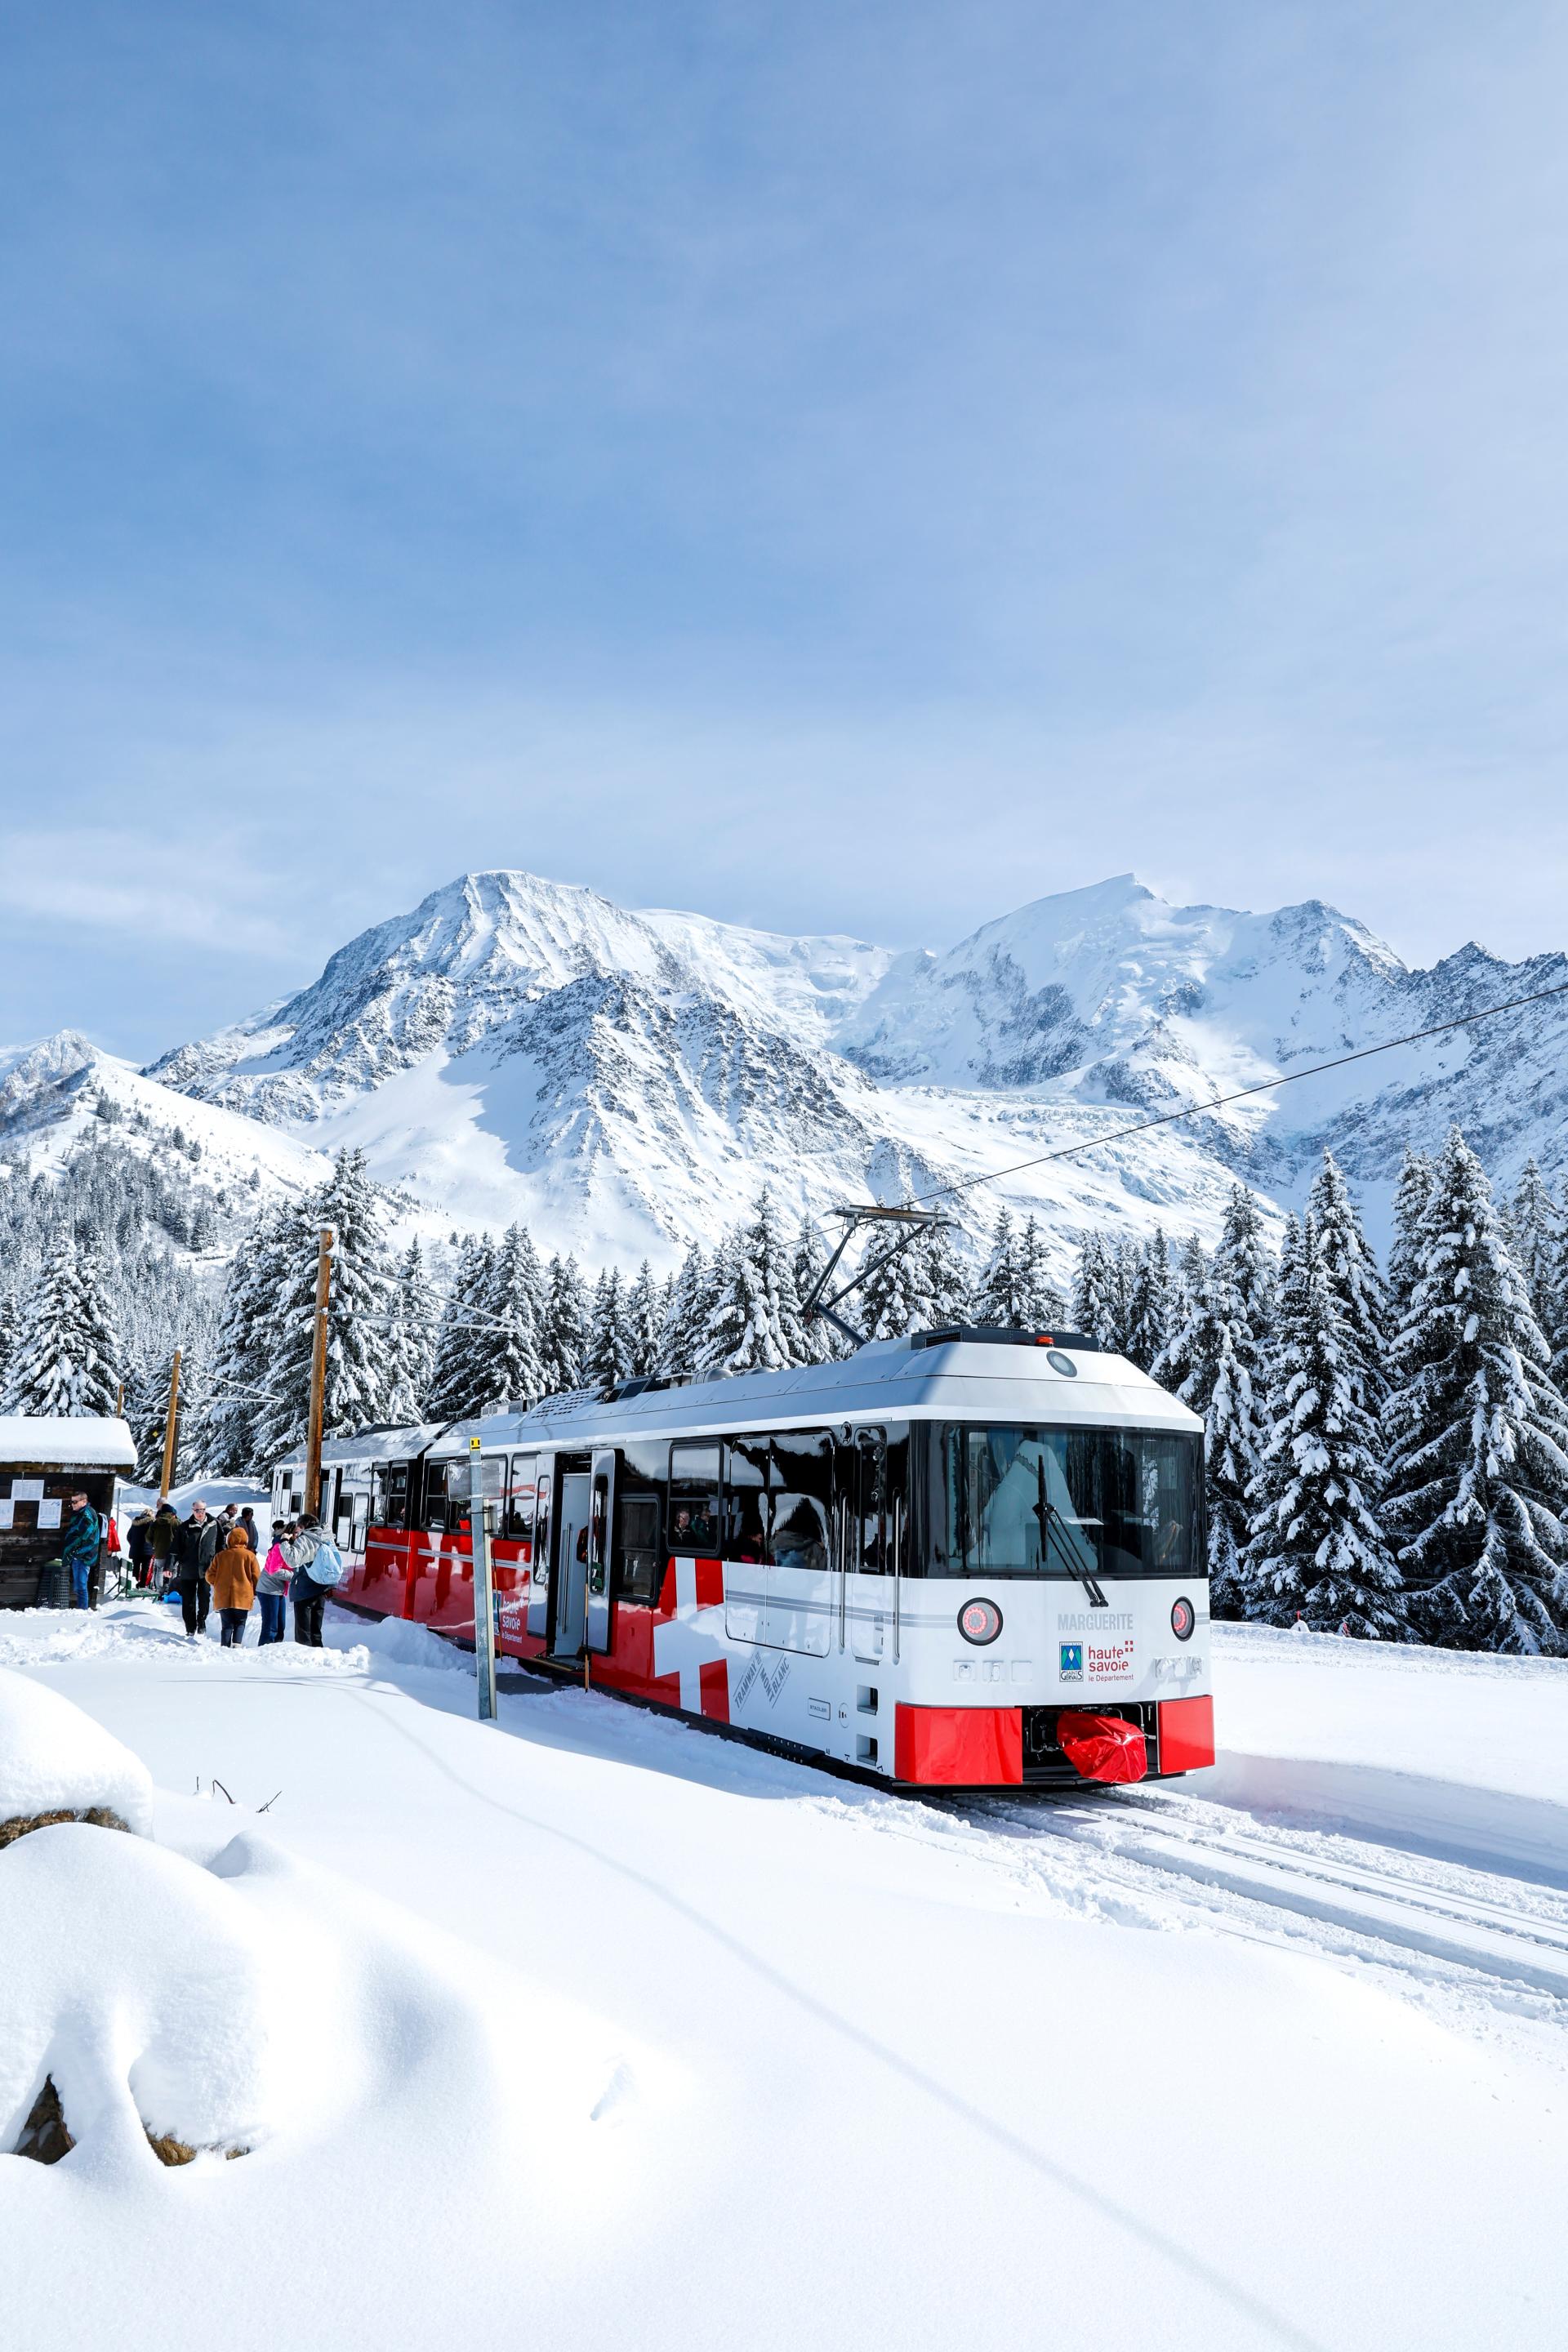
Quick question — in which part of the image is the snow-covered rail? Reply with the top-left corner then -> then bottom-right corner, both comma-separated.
948,1788 -> 1568,2004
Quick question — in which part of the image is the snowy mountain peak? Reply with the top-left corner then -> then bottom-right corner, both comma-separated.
132,866 -> 1568,1272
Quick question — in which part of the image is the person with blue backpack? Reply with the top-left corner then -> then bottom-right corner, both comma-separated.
60,1490 -> 102,1610
283,1511 -> 345,1646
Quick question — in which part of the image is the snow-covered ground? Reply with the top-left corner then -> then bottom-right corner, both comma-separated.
2,1602 -> 1566,2351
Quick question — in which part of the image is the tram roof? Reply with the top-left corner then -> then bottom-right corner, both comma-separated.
275,1333 -> 1200,1474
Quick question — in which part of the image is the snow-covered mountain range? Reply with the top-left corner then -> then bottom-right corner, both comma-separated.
6,870 -> 1566,1278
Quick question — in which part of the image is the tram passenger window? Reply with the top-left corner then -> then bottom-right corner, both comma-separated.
768,1430 -> 832,1573
385,1463 -> 409,1530
616,1494 -> 662,1602
612,1441 -> 667,1602
506,1455 -> 537,1544
1100,1432 -> 1197,1577
425,1463 -> 451,1532
370,1464 -> 390,1525
669,1443 -> 720,1555
724,1439 -> 768,1562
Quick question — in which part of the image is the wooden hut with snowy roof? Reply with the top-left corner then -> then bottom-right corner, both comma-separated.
0,1418 -> 136,1610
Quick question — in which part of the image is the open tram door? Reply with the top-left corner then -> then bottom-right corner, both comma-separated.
547,1450 -> 615,1659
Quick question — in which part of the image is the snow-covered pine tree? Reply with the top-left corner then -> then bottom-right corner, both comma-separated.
853,1214 -> 966,1343
1307,1151 -> 1389,1417
472,1224 -> 548,1410
539,1254 -> 591,1396
1014,1215 -> 1067,1328
1124,1229 -> 1173,1374
920,1218 -> 973,1330
425,1234 -> 499,1423
1200,1188 -> 1276,1615
1071,1232 -> 1111,1339
1151,1222 -> 1261,1616
791,1215 -> 844,1361
238,1148 -> 399,1462
971,1208 -> 1031,1327
249,1196 -> 336,1463
311,1149 -> 398,1436
0,1274 -> 16,1403
587,1267 -> 635,1391
1214,1185 -> 1276,1357
385,1238 -> 439,1425
1385,1147 -> 1434,1336
2,1230 -> 122,1417
706,1189 -> 811,1373
657,1242 -> 715,1376
1548,1196 -> 1568,1397
1242,1214 -> 1405,1637
624,1261 -> 664,1378
129,1343 -> 201,1489
1508,1158 -> 1561,1329
1152,1234 -> 1208,1396
1382,1129 -> 1568,1653
202,1200 -> 293,1475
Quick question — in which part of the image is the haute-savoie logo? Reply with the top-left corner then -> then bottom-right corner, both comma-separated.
1058,1641 -> 1084,1681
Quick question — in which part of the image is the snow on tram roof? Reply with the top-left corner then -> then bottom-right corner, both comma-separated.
276,1334 -> 1199,1476
0,1414 -> 136,1469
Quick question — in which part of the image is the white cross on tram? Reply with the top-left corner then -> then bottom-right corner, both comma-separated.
652,1557 -> 729,1712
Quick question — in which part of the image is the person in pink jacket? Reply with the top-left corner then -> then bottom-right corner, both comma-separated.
256,1522 -> 294,1646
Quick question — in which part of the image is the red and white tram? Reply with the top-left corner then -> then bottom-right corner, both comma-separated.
273,1325 -> 1214,1791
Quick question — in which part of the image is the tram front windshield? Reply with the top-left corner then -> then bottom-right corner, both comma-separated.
942,1425 -> 1200,1579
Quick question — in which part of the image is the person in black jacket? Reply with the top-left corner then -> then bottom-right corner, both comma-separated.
127,1510 -> 155,1587
172,1502 -> 220,1639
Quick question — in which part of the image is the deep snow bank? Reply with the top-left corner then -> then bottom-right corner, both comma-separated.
1196,1624 -> 1568,1879
0,1664 -> 152,1836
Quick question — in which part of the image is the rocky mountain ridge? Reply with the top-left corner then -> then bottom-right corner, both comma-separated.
8,869 -> 1566,1278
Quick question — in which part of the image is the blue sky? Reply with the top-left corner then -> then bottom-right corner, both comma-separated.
2,0 -> 1566,1060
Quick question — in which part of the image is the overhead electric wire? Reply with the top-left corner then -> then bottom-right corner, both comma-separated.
905,973 -> 1568,1209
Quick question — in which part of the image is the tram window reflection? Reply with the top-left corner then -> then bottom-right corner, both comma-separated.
670,1442 -> 721,1554
723,1440 -> 767,1562
505,1454 -> 537,1543
768,1431 -> 833,1573
940,1426 -> 1199,1578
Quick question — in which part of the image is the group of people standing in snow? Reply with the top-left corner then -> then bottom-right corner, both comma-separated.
123,1498 -> 339,1648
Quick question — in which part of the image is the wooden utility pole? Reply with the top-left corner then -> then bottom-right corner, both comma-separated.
158,1351 -> 182,1501
304,1225 -> 335,1520
468,1437 -> 498,1724
114,1380 -> 124,1419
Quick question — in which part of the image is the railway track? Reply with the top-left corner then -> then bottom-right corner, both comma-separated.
943,1786 -> 1568,2005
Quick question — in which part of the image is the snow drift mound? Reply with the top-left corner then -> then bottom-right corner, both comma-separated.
1,1824 -> 292,2161
0,1815 -> 638,2222
0,1666 -> 152,1840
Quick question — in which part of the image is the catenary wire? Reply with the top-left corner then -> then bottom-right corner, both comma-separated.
904,973 -> 1568,1209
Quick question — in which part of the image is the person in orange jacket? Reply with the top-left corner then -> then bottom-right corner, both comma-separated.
207,1525 -> 259,1649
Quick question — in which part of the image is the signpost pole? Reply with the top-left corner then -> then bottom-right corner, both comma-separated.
469,1436 -> 498,1725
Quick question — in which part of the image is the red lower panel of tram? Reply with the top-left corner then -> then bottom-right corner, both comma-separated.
342,1527 -> 728,1720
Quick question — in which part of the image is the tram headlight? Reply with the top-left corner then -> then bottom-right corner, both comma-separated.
1170,1595 -> 1196,1642
958,1597 -> 1003,1646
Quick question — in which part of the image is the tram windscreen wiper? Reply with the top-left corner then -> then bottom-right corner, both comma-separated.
1035,1458 -> 1109,1608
